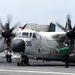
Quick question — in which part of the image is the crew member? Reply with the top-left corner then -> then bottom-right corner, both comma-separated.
57,44 -> 69,68
5,47 -> 12,63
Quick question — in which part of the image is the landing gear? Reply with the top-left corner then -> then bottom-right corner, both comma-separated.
17,54 -> 29,66
17,62 -> 20,66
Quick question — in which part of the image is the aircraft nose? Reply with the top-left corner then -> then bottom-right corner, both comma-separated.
11,39 -> 25,52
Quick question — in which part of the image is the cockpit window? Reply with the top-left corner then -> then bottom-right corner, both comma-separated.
22,32 -> 29,37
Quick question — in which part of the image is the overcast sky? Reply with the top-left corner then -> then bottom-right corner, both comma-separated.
0,0 -> 75,31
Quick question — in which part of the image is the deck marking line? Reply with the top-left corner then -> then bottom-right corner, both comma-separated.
0,69 -> 74,75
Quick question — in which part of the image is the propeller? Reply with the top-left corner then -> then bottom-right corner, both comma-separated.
0,16 -> 20,49
56,15 -> 72,31
56,15 -> 75,51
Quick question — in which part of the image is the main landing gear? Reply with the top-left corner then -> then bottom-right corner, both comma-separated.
17,54 -> 29,66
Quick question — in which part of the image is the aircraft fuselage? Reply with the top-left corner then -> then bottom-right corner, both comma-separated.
11,29 -> 75,63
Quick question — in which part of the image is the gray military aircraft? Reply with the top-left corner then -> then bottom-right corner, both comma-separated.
11,28 -> 75,66
0,15 -> 74,65
11,15 -> 75,66
0,16 -> 56,63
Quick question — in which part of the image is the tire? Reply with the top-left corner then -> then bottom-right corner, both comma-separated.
21,61 -> 26,66
24,56 -> 29,65
17,62 -> 20,66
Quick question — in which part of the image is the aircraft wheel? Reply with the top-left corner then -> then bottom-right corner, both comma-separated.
21,55 -> 29,66
17,54 -> 29,66
17,62 -> 20,66
20,61 -> 26,66
24,56 -> 29,65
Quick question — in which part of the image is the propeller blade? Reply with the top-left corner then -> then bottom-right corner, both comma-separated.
10,26 -> 16,33
10,21 -> 21,32
56,22 -> 66,32
65,15 -> 72,30
4,15 -> 12,30
4,23 -> 10,30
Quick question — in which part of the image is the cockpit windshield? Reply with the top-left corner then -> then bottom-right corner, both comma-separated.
16,32 -> 29,38
22,32 -> 29,37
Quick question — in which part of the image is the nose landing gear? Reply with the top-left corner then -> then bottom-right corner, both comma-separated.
17,54 -> 29,66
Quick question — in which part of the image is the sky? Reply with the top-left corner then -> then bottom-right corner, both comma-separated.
0,0 -> 75,31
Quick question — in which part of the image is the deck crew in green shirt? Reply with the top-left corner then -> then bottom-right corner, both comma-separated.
58,44 -> 69,68
58,46 -> 69,54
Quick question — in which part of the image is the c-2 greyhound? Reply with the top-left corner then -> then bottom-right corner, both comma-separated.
11,15 -> 75,66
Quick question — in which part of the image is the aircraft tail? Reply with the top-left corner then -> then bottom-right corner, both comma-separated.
48,22 -> 56,32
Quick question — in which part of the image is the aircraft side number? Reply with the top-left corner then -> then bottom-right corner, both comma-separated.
26,41 -> 32,46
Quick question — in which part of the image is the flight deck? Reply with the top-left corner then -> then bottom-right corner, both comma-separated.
0,58 -> 75,75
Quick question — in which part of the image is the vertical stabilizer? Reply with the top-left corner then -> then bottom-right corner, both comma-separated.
48,22 -> 56,32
